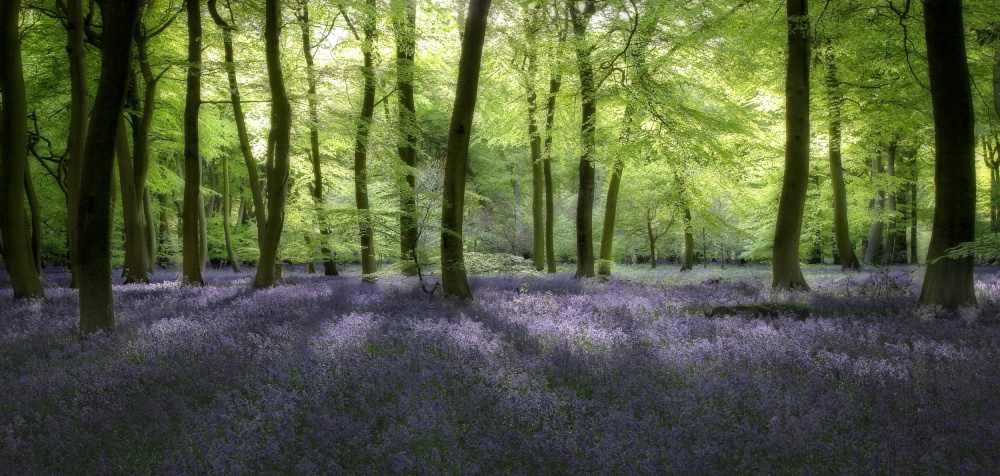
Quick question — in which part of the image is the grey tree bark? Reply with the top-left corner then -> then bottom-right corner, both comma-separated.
392,0 -> 420,276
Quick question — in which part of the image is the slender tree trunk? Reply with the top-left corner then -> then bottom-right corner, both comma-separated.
158,193 -> 170,267
864,150 -> 885,265
299,4 -> 337,276
143,186 -> 156,270
207,0 -> 266,240
392,0 -> 420,276
24,166 -> 42,275
570,0 -> 597,279
183,0 -> 205,285
0,0 -> 45,299
254,0 -> 294,288
825,41 -> 861,270
66,0 -> 88,289
441,0 -> 492,298
222,152 -> 240,272
646,210 -> 657,269
542,71 -> 561,273
883,141 -> 896,264
909,168 -> 918,264
528,67 -> 545,272
116,117 -> 150,283
772,0 -> 810,290
77,0 -> 142,333
598,160 -> 624,275
918,0 -> 977,309
353,0 -> 378,281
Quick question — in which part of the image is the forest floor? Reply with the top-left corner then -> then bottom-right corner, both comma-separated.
2,265 -> 1000,473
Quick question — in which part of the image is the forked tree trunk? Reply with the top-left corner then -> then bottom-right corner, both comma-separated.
825,41 -> 860,270
440,0 -> 493,298
183,0 -> 205,285
353,0 -> 378,282
392,0 -> 420,276
0,0 -> 45,299
570,0 -> 598,279
76,0 -> 143,333
254,0 -> 294,288
772,0 -> 810,290
918,0 -> 977,310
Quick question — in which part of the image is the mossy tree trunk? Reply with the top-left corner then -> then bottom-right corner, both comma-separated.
392,0 -> 420,276
569,0 -> 598,279
824,41 -> 860,270
182,0 -> 205,285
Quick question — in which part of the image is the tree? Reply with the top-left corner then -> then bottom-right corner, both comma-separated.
524,5 -> 545,272
772,0 -> 810,290
441,0 -> 493,299
568,0 -> 598,279
918,0 -> 976,310
77,0 -> 143,333
346,0 -> 379,282
253,0 -> 294,288
299,2 -> 337,276
183,0 -> 205,285
863,148 -> 885,265
541,18 -> 565,274
392,0 -> 420,276
824,40 -> 861,270
0,0 -> 45,299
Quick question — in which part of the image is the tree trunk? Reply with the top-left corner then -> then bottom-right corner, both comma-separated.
883,139 -> 906,265
772,0 -> 810,290
207,0 -> 266,240
646,209 -> 657,269
254,0 -> 294,288
183,0 -> 205,285
598,160 -> 624,276
222,152 -> 240,272
299,3 -> 338,276
76,0 -> 142,333
825,41 -> 860,270
143,187 -> 156,271
0,0 -> 45,299
909,169 -> 918,264
918,0 -> 977,309
24,166 -> 43,275
158,193 -> 170,267
116,116 -> 150,283
353,0 -> 378,282
65,0 -> 88,289
864,150 -> 884,265
527,52 -> 545,272
570,0 -> 597,279
681,207 -> 694,271
542,70 -> 561,273
441,0 -> 492,298
392,0 -> 420,276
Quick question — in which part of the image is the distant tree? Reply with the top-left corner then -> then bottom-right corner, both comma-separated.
918,0 -> 977,309
77,0 -> 143,333
823,39 -> 861,270
441,0 -> 493,298
772,0 -> 810,290
0,0 -> 45,299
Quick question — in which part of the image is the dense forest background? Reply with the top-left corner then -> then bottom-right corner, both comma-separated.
1,0 -> 998,310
